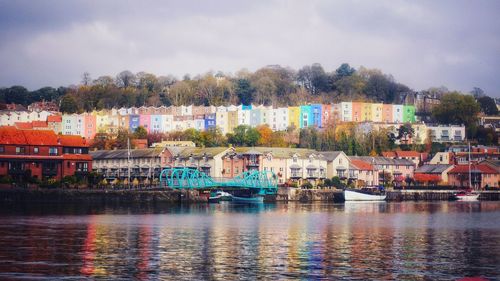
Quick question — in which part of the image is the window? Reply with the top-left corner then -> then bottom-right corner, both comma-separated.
34,147 -> 39,154
67,162 -> 70,168
16,147 -> 25,154
76,162 -> 88,172
49,147 -> 58,156
0,146 -> 4,153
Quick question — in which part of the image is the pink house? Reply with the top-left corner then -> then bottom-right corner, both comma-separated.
82,113 -> 96,139
139,114 -> 151,133
352,102 -> 363,122
350,159 -> 379,187
382,104 -> 393,123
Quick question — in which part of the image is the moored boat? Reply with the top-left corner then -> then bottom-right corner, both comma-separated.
453,190 -> 480,201
208,191 -> 221,203
215,191 -> 233,201
231,195 -> 264,203
344,188 -> 386,201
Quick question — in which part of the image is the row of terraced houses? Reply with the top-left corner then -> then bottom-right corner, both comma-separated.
0,102 -> 467,143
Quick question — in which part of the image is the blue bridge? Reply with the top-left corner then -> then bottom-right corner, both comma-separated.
159,167 -> 278,195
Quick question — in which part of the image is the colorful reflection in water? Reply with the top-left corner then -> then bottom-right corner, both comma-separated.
0,201 -> 498,280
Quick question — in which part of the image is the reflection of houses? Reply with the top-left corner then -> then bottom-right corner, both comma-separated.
90,148 -> 166,182
448,164 -> 499,189
414,164 -> 454,185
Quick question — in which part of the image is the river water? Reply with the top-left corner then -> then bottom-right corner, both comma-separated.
0,201 -> 498,280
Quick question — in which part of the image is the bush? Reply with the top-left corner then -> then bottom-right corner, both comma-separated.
301,182 -> 313,189
0,175 -> 13,184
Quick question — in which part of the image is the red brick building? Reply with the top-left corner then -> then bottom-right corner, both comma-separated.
0,126 -> 92,181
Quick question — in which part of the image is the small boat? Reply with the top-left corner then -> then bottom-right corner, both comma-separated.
207,191 -> 221,203
215,191 -> 233,201
344,187 -> 386,201
453,190 -> 480,201
231,195 -> 264,203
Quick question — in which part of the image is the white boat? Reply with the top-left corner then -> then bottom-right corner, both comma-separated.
453,191 -> 480,201
344,188 -> 386,201
231,195 -> 264,203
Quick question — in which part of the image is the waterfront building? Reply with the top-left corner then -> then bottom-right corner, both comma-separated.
91,148 -> 166,183
320,151 -> 350,178
0,127 -> 92,181
167,146 -> 230,178
382,150 -> 428,167
349,159 -> 378,187
448,164 -> 499,189
414,164 -> 454,185
350,156 -> 415,185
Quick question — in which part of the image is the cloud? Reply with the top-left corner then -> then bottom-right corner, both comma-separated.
0,0 -> 499,96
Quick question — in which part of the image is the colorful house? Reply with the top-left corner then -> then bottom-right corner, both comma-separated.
299,105 -> 311,128
216,112 -> 229,135
403,105 -> 416,123
352,102 -> 362,122
321,104 -> 332,127
204,113 -> 216,130
310,104 -> 322,128
371,103 -> 383,122
150,115 -> 162,133
82,112 -> 96,139
362,103 -> 372,122
129,115 -> 140,132
288,106 -> 300,129
249,108 -> 262,127
340,102 -> 353,122
393,105 -> 404,123
227,111 -> 238,133
139,114 -> 151,133
382,104 -> 393,123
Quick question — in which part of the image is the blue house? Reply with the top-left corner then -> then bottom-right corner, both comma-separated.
299,105 -> 312,128
204,113 -> 216,130
310,104 -> 322,128
129,114 -> 140,132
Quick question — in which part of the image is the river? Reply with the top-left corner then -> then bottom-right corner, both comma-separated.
0,201 -> 498,280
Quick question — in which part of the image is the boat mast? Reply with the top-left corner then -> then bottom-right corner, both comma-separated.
128,137 -> 131,188
468,141 -> 472,189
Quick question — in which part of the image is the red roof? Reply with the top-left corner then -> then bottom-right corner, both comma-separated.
14,122 -> 33,129
350,159 -> 374,170
0,126 -> 88,147
449,164 -> 498,174
47,115 -> 62,122
382,150 -> 422,158
414,173 -> 441,182
32,121 -> 48,128
59,135 -> 88,147
382,151 -> 397,158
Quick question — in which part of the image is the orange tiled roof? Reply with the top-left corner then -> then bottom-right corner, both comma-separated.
382,151 -> 397,158
32,121 -> 48,128
396,151 -> 421,158
59,135 -> 88,147
14,122 -> 33,130
47,115 -> 62,122
449,164 -> 498,174
350,159 -> 374,171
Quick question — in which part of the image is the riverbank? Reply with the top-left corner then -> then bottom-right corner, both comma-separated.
0,188 -> 499,204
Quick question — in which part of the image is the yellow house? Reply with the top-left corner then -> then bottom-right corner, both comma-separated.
362,103 -> 373,122
227,111 -> 239,134
371,103 -> 383,122
93,110 -> 109,133
288,106 -> 300,129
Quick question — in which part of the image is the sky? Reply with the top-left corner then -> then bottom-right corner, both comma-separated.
0,0 -> 499,96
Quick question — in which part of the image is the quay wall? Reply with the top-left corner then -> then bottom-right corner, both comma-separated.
0,188 -> 207,204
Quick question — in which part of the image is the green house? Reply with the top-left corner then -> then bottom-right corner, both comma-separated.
402,105 -> 416,123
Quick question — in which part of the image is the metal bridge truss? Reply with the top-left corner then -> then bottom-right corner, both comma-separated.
159,167 -> 278,195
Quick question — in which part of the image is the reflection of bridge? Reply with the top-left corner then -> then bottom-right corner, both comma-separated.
159,167 -> 278,195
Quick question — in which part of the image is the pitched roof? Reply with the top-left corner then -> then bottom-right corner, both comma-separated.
32,121 -> 48,128
14,122 -> 33,129
415,164 -> 453,174
59,135 -> 88,147
350,159 -> 374,171
47,115 -> 62,122
90,148 -> 164,159
448,164 -> 498,174
319,151 -> 345,161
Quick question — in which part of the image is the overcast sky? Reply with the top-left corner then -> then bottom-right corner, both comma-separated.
0,0 -> 499,96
